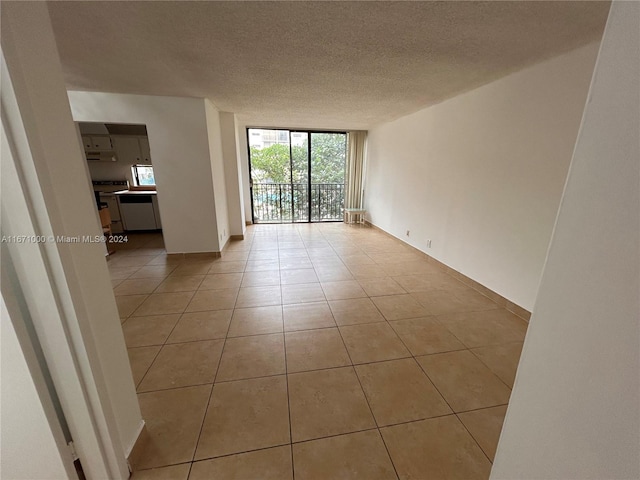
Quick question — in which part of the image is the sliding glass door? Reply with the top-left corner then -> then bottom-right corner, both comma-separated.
248,129 -> 346,223
310,132 -> 346,222
248,128 -> 291,222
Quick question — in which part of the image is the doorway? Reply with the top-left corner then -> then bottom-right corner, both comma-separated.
247,128 -> 347,223
78,122 -> 164,255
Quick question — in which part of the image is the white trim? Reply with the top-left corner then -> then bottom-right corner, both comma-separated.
124,420 -> 146,459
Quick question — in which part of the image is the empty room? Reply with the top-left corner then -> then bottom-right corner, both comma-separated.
1,1 -> 638,480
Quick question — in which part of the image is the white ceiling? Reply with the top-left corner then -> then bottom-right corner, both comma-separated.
47,1 -> 610,129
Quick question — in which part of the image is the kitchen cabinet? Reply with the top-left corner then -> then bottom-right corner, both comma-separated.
82,135 -> 113,151
139,137 -> 151,163
112,136 -> 143,164
111,135 -> 152,164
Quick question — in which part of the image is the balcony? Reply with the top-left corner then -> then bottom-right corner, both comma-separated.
252,183 -> 345,223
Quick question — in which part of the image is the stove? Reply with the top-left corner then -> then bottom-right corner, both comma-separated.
92,180 -> 129,193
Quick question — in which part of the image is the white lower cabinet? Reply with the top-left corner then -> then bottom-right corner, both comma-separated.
116,193 -> 162,231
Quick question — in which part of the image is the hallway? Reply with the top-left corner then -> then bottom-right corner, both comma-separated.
112,224 -> 527,479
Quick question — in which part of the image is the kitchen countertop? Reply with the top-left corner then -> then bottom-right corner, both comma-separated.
113,190 -> 157,195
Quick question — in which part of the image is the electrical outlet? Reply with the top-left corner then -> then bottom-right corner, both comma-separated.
406,230 -> 410,236
426,239 -> 432,248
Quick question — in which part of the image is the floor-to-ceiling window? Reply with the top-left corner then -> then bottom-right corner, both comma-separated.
248,128 -> 346,223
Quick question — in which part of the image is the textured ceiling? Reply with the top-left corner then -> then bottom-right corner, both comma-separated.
46,1 -> 610,129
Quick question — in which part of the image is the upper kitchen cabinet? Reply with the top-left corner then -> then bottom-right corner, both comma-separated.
112,136 -> 143,164
82,135 -> 113,151
139,137 -> 151,163
112,135 -> 152,165
78,123 -> 151,173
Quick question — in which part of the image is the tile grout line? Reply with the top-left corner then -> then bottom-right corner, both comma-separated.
125,263 -> 205,474
271,234 -> 297,479
132,346 -> 163,392
187,267 -> 242,472
330,313 -> 400,478
131,334 -> 515,393
132,281 -> 185,391
191,441 -> 292,467
280,274 -> 296,480
372,305 -> 499,468
416,309 -> 519,391
354,311 -> 423,480
467,346 -> 516,391
350,360 -> 402,480
411,346 -> 496,466
455,410 -> 495,465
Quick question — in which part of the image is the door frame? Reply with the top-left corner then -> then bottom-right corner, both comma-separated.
1,63 -> 121,477
1,17 -> 134,478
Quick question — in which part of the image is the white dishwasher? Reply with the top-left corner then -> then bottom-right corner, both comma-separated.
117,194 -> 158,231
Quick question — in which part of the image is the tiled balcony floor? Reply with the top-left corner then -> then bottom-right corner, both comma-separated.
110,223 -> 527,479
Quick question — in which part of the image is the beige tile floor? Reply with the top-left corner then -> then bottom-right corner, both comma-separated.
110,223 -> 528,479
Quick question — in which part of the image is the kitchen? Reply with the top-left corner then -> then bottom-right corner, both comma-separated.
80,122 -> 163,249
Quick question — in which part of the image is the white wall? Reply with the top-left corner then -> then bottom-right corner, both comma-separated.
68,91 -> 221,253
365,42 -> 600,311
204,100 -> 229,249
220,112 -> 246,236
0,296 -> 73,480
492,2 -> 639,478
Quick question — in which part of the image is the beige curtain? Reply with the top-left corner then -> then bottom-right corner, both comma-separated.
345,131 -> 367,213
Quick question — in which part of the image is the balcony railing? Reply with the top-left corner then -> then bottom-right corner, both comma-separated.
252,183 -> 345,223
